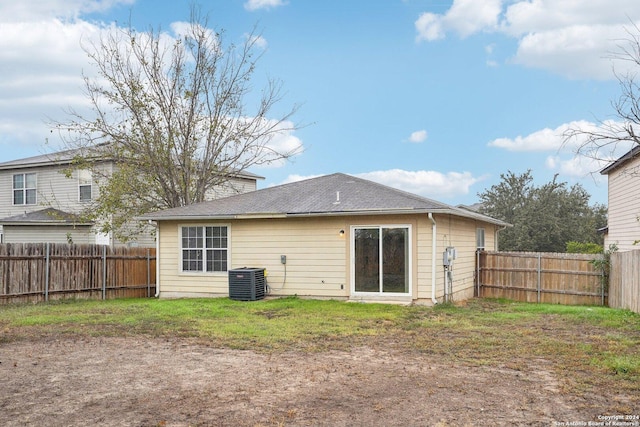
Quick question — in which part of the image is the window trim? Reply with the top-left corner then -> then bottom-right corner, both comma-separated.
179,224 -> 230,275
350,224 -> 413,297
12,172 -> 37,206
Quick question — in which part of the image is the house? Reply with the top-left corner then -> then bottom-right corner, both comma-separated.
0,148 -> 262,246
141,173 -> 509,304
600,145 -> 640,251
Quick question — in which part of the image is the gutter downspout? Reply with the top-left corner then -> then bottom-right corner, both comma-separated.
149,220 -> 161,298
428,213 -> 438,305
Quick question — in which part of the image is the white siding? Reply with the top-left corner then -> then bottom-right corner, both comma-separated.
607,161 -> 640,251
4,225 -> 94,244
205,176 -> 258,199
0,161 -> 257,247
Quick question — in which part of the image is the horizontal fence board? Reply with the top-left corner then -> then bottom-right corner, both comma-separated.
0,243 -> 156,305
477,251 -> 606,306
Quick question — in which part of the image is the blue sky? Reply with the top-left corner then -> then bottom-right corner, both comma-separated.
1,0 -> 640,206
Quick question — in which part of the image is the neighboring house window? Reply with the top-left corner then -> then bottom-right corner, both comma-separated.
352,225 -> 411,295
78,170 -> 92,202
13,173 -> 37,205
181,226 -> 229,272
476,228 -> 485,251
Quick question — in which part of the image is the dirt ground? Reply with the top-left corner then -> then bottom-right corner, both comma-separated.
0,336 -> 634,426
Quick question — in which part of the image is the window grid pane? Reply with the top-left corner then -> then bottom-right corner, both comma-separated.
25,189 -> 36,205
206,249 -> 227,272
13,190 -> 24,205
25,173 -> 37,188
79,184 -> 92,201
182,249 -> 203,271
13,174 -> 24,189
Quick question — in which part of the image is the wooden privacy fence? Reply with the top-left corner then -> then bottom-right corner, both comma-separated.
609,250 -> 640,314
476,251 -> 606,306
0,243 -> 156,304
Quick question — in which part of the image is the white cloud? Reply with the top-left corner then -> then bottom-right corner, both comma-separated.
415,0 -> 640,79
0,0 -> 135,22
545,155 -> 612,179
415,13 -> 445,42
492,120 -> 636,178
0,17 -> 112,149
408,129 -> 428,143
258,120 -> 304,168
0,1 -> 302,160
244,0 -> 287,12
278,174 -> 324,185
488,124 -> 570,152
278,169 -> 483,199
415,0 -> 502,42
488,120 -> 634,154
357,169 -> 483,199
246,33 -> 268,49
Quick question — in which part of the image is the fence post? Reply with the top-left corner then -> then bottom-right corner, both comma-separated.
102,245 -> 107,300
44,242 -> 50,302
146,248 -> 150,298
537,253 -> 541,303
601,258 -> 606,306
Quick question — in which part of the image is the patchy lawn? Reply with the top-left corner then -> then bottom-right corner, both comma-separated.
0,297 -> 638,426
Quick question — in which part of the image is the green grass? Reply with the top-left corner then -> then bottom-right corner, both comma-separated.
0,297 -> 404,350
1,296 -> 639,400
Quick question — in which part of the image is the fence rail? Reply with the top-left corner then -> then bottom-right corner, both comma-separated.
476,251 -> 605,306
609,250 -> 640,314
0,243 -> 156,304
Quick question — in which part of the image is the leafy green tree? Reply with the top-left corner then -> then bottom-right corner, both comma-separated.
478,171 -> 607,252
54,7 -> 301,241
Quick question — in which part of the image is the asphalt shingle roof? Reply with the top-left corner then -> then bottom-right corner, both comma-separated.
0,208 -> 92,225
141,173 -> 509,226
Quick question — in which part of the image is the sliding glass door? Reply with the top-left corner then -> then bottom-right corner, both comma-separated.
353,226 -> 410,295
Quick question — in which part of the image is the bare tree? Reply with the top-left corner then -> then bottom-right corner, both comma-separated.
55,7 -> 302,241
564,24 -> 640,164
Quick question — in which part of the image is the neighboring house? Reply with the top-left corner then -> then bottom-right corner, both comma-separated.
600,145 -> 640,251
0,148 -> 263,246
141,173 -> 509,304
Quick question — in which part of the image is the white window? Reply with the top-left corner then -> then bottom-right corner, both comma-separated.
181,225 -> 229,272
476,228 -> 485,250
13,173 -> 37,205
78,170 -> 92,202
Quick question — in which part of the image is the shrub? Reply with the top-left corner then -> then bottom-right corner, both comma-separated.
566,241 -> 603,254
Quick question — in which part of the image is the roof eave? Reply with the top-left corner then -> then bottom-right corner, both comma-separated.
141,207 -> 510,226
0,221 -> 94,226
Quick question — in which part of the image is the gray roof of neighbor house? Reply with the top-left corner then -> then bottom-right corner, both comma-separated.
600,145 -> 640,175
0,208 -> 93,226
0,147 -> 265,181
140,173 -> 510,226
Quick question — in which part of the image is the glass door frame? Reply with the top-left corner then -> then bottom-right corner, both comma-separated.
350,224 -> 412,297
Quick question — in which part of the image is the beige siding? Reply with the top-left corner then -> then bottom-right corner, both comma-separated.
158,217 -> 350,298
607,161 -> 640,251
157,212 -> 499,304
429,214 -> 496,302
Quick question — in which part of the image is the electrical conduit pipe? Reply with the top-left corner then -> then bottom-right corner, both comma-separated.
428,213 -> 438,305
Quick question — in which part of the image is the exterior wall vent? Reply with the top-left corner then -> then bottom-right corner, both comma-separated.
228,268 -> 266,301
